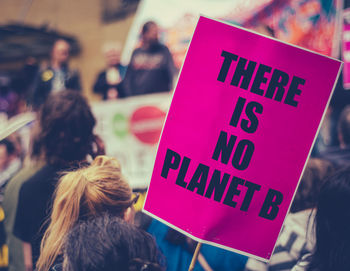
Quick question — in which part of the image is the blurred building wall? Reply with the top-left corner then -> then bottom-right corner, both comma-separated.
0,0 -> 135,100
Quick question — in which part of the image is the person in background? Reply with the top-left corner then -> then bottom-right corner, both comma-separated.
0,138 -> 21,196
121,21 -> 175,97
312,70 -> 350,157
62,214 -> 163,271
93,42 -> 127,100
134,193 -> 247,270
0,75 -> 20,117
244,158 -> 334,271
146,220 -> 247,271
292,167 -> 350,271
31,39 -> 81,109
12,57 -> 40,108
0,138 -> 22,271
36,155 -> 138,271
3,133 -> 44,271
13,90 -> 97,271
319,105 -> 350,168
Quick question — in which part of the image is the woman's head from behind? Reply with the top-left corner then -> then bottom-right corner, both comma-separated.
63,214 -> 163,271
37,156 -> 136,271
58,155 -> 134,220
32,90 -> 96,165
308,167 -> 350,271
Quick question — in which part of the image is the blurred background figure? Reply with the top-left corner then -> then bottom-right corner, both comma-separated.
11,57 -> 40,109
62,214 -> 163,271
0,75 -> 20,118
0,138 -> 21,199
319,105 -> 350,168
93,42 -> 126,100
121,21 -> 175,97
31,39 -> 81,109
12,90 -> 97,271
3,134 -> 44,271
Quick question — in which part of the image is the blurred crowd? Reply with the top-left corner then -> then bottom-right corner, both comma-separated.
1,21 -> 175,117
1,18 -> 350,271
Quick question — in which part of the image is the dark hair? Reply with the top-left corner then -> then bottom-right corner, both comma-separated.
306,167 -> 350,271
32,90 -> 96,165
141,21 -> 157,35
63,214 -> 163,271
290,158 -> 334,213
0,138 -> 15,155
338,105 -> 350,146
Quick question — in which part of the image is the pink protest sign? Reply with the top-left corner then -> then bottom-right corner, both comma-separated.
143,16 -> 342,261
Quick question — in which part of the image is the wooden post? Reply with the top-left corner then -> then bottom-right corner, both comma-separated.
188,242 -> 202,271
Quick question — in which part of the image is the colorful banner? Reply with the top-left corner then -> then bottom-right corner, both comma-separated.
242,0 -> 341,57
92,93 -> 171,188
144,17 -> 342,260
122,0 -> 340,73
121,0 -> 272,69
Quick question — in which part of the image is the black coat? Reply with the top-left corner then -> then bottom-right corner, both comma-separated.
31,66 -> 81,109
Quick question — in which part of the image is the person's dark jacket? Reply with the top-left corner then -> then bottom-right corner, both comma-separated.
31,65 -> 81,109
121,42 -> 175,97
13,164 -> 68,266
93,65 -> 127,100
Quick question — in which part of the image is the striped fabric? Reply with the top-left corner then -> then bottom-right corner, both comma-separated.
244,209 -> 315,271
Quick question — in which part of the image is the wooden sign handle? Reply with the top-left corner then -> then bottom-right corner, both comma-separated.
188,242 -> 202,271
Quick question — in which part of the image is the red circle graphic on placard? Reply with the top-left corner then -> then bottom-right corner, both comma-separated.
129,106 -> 166,145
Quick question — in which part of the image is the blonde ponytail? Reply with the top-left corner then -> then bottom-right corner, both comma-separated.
36,156 -> 132,271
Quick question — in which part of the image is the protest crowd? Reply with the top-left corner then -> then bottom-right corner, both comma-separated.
1,0 -> 350,271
